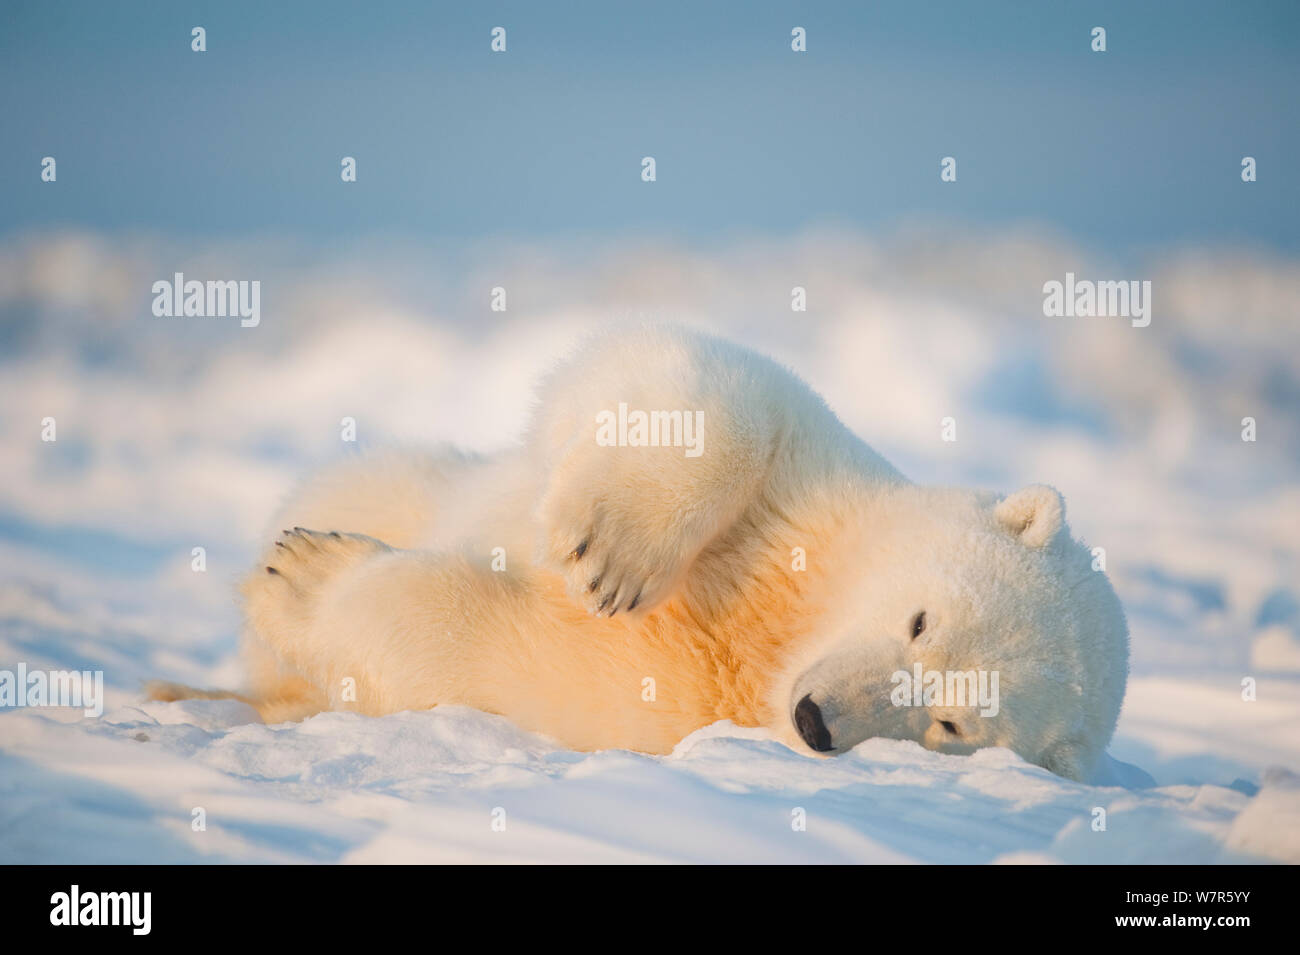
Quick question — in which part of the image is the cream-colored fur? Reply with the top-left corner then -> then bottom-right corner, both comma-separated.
150,326 -> 1128,780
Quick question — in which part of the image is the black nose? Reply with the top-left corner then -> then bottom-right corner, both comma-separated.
794,694 -> 833,752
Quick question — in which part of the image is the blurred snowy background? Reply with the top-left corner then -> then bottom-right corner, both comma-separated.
2,0 -> 1298,861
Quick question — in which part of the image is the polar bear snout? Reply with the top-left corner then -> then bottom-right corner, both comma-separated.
794,694 -> 834,752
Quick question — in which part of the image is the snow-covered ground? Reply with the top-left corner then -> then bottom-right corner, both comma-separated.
2,227 -> 1298,863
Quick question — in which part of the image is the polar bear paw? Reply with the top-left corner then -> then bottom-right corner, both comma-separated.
245,528 -> 392,627
542,501 -> 688,617
263,527 -> 391,589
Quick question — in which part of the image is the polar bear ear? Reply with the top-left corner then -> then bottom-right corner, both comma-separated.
995,484 -> 1064,548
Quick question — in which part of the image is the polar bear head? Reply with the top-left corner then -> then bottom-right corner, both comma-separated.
779,483 -> 1128,781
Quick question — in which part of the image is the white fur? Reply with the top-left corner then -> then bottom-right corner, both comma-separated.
153,326 -> 1128,780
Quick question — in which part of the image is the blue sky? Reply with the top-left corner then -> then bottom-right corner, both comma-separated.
2,0 -> 1296,252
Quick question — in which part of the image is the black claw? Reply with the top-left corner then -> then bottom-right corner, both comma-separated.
627,592 -> 641,611
293,526 -> 305,533
588,575 -> 601,593
330,531 -> 342,538
266,566 -> 279,575
597,593 -> 613,613
572,538 -> 589,560
275,541 -> 286,548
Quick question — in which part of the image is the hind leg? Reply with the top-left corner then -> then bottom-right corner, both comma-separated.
242,528 -> 396,710
238,628 -> 330,722
152,528 -> 420,721
241,527 -> 526,718
240,525 -> 722,751
144,614 -> 329,722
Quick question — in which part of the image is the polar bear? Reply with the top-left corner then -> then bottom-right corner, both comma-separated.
150,326 -> 1129,781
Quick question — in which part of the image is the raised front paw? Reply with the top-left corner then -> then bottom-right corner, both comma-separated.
542,502 -> 689,617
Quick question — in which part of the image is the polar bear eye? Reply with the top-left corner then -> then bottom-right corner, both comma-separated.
910,612 -> 926,640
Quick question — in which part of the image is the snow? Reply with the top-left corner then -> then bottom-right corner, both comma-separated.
3,697 -> 1296,863
1,228 -> 1298,863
